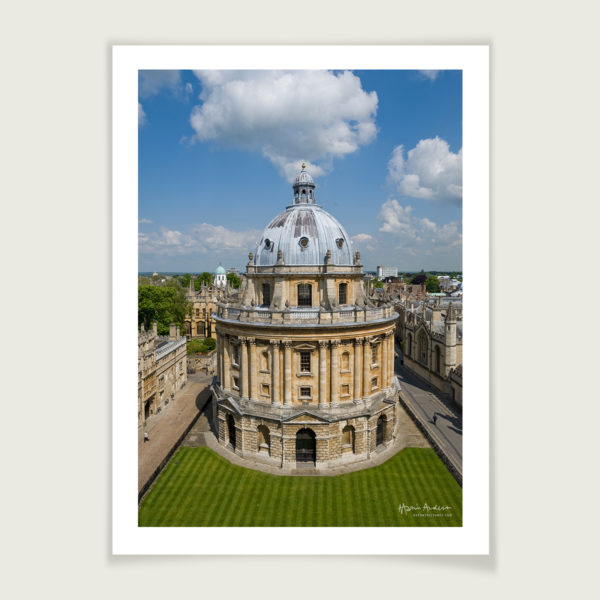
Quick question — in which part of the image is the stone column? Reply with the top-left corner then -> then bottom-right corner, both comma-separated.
388,333 -> 395,386
353,338 -> 363,403
382,336 -> 388,390
271,340 -> 281,406
363,338 -> 371,398
248,338 -> 257,400
330,340 -> 339,406
318,340 -> 328,408
240,337 -> 249,399
283,340 -> 292,406
223,335 -> 230,392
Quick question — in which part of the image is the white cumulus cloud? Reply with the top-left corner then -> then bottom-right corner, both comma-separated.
351,233 -> 374,243
189,70 -> 378,181
139,223 -> 261,257
387,137 -> 462,204
138,217 -> 152,224
378,199 -> 462,249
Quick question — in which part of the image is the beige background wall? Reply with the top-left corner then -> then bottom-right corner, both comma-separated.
3,1 -> 598,599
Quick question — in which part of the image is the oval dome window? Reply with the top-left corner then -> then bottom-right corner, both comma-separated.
336,238 -> 344,248
299,237 -> 309,248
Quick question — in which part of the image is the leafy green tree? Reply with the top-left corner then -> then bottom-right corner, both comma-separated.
373,278 -> 384,288
426,275 -> 440,293
226,272 -> 241,288
187,337 -> 217,355
178,273 -> 192,288
194,272 -> 213,290
138,285 -> 190,335
410,273 -> 427,285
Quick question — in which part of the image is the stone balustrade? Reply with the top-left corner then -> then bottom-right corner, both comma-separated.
215,304 -> 395,326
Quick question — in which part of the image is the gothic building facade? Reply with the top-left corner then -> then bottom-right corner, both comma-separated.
395,298 -> 463,407
212,166 -> 400,469
138,323 -> 187,426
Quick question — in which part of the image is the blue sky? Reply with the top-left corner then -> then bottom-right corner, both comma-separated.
138,69 -> 462,273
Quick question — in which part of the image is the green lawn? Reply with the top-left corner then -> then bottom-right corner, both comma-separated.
139,447 -> 462,527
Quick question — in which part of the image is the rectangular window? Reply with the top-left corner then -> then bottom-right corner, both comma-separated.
341,384 -> 350,396
300,387 -> 311,398
297,283 -> 312,306
262,283 -> 271,306
300,351 -> 311,372
261,383 -> 270,396
232,345 -> 239,365
195,308 -> 199,317
372,345 -> 378,364
339,282 -> 347,304
371,377 -> 378,390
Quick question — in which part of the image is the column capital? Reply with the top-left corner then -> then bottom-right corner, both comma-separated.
247,337 -> 256,346
270,339 -> 281,346
282,339 -> 293,348
330,339 -> 340,347
239,336 -> 248,344
354,337 -> 364,345
318,339 -> 329,348
383,330 -> 394,339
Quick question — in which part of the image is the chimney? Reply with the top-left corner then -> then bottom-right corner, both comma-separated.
169,323 -> 177,340
176,326 -> 181,338
152,322 -> 158,335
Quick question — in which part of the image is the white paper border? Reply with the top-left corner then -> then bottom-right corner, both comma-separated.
112,45 -> 489,555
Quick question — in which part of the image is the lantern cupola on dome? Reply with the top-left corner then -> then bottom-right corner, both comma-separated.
292,162 -> 316,205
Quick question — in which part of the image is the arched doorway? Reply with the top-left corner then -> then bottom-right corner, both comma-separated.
227,413 -> 236,450
295,428 -> 316,463
376,415 -> 385,447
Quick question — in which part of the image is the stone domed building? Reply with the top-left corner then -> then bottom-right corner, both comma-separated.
212,165 -> 400,469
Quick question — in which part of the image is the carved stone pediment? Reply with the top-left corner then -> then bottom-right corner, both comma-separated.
283,411 -> 330,424
294,342 -> 317,351
219,396 -> 243,416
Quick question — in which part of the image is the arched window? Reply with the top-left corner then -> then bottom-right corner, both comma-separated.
262,282 -> 271,306
418,331 -> 428,365
232,344 -> 239,366
407,334 -> 412,357
341,351 -> 350,370
338,282 -> 347,304
372,344 -> 378,364
298,283 -> 312,306
342,425 -> 355,454
196,322 -> 204,336
435,345 -> 441,373
257,425 -> 270,455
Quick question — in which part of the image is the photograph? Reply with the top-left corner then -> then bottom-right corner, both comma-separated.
113,46 -> 488,553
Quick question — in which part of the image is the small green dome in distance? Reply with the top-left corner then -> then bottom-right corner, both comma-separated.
215,265 -> 226,274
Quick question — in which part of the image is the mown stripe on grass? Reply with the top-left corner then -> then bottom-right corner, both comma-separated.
139,447 -> 462,527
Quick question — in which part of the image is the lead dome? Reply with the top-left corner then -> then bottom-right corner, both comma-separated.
255,166 -> 354,266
